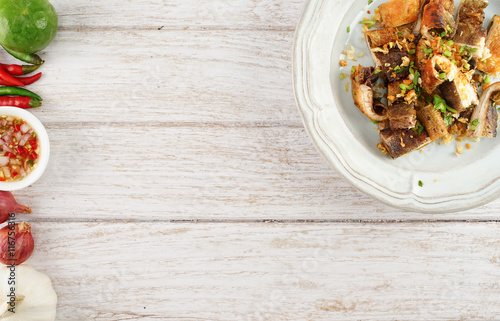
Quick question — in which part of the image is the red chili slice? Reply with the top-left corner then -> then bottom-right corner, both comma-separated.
28,139 -> 37,147
13,124 -> 21,132
10,170 -> 18,177
5,152 -> 16,158
16,146 -> 28,158
30,151 -> 38,160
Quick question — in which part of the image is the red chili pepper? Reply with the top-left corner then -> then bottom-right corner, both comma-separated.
10,170 -> 18,177
0,63 -> 42,76
13,124 -> 21,132
0,96 -> 42,108
0,64 -> 24,87
0,72 -> 42,86
16,147 -> 28,158
28,139 -> 37,149
0,178 -> 5,182
30,151 -> 38,160
5,152 -> 16,158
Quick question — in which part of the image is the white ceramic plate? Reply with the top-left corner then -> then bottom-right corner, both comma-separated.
293,0 -> 500,213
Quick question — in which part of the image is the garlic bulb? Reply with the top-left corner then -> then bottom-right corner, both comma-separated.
0,265 -> 57,320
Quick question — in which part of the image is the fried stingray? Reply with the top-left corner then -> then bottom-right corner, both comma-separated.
439,71 -> 478,114
421,55 -> 457,94
376,0 -> 422,28
375,49 -> 411,82
420,1 -> 456,39
478,15 -> 500,75
416,100 -> 448,141
350,65 -> 388,121
469,82 -> 500,138
379,127 -> 431,159
454,0 -> 488,59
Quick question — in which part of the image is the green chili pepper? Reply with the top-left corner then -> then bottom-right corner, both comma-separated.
0,86 -> 43,101
1,44 -> 44,65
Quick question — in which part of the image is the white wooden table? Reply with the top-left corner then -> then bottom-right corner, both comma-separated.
5,0 -> 500,320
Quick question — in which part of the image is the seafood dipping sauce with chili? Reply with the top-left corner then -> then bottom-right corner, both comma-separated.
0,115 -> 39,182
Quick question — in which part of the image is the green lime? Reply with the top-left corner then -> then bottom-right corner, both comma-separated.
0,0 -> 58,54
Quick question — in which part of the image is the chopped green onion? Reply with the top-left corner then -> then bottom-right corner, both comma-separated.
484,75 -> 491,84
482,59 -> 487,64
339,73 -> 346,80
397,32 -> 403,38
444,50 -> 452,58
351,66 -> 355,73
463,63 -> 470,69
374,69 -> 381,74
372,120 -> 379,124
439,72 -> 446,79
418,180 -> 423,187
359,20 -> 376,29
443,114 -> 453,127
347,26 -> 350,33
447,40 -> 454,46
470,119 -> 479,130
459,46 -> 466,54
412,72 -> 420,85
446,26 -> 452,33
446,106 -> 457,114
440,31 -> 446,38
433,95 -> 450,114
394,65 -> 403,73
423,47 -> 433,54
409,49 -> 416,55
368,0 -> 373,4
451,59 -> 457,65
412,121 -> 424,135
399,83 -> 414,93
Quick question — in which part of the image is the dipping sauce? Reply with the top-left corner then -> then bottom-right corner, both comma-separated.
0,115 -> 39,182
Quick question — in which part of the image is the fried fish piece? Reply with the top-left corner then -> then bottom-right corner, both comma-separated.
478,15 -> 500,75
454,0 -> 488,59
376,0 -> 422,28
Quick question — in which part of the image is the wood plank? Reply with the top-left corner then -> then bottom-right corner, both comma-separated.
12,125 -> 500,221
52,0 -> 304,29
24,222 -> 500,320
0,29 -> 300,126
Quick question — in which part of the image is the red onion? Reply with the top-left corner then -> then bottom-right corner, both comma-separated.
0,191 -> 31,224
0,222 -> 34,265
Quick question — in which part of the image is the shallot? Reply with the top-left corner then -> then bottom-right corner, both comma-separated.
0,191 -> 31,224
0,221 -> 34,265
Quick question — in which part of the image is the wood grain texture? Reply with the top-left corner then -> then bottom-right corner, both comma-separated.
26,222 -> 500,321
51,0 -> 304,29
6,29 -> 299,125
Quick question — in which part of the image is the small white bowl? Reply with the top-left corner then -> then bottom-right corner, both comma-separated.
0,107 -> 50,191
